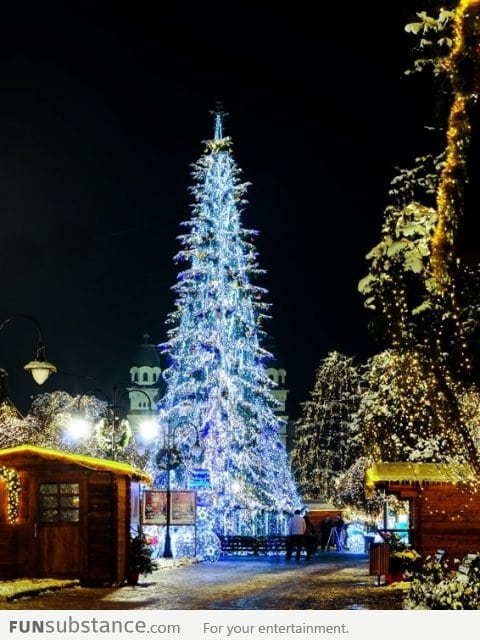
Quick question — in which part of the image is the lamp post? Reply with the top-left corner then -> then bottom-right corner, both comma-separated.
68,384 -> 157,460
156,420 -> 202,558
0,314 -> 57,385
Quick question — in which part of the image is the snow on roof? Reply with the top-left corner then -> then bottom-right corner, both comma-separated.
365,461 -> 476,489
0,444 -> 151,483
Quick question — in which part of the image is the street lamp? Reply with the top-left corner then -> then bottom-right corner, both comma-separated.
156,420 -> 202,558
0,314 -> 57,385
67,384 -> 157,460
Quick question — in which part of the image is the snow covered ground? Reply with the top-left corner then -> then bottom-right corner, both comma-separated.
0,555 -> 408,610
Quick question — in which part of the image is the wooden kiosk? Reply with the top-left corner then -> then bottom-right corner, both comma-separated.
366,461 -> 480,561
0,445 -> 150,585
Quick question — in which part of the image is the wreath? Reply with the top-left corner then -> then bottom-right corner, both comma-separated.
156,447 -> 182,470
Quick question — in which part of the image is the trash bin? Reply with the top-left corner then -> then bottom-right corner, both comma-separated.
369,542 -> 390,585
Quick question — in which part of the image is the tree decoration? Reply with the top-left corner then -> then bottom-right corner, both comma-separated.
290,351 -> 361,501
94,413 -> 133,460
152,109 -> 299,549
358,0 -> 480,475
430,0 -> 480,293
330,456 -> 384,524
352,350 -> 469,464
0,466 -> 21,522
26,391 -> 140,465
0,400 -> 34,449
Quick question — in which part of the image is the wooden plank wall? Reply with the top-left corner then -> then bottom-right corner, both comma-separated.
0,471 -> 31,579
37,526 -> 82,577
389,482 -> 480,563
0,525 -> 31,579
416,483 -> 480,562
116,477 -> 128,581
86,471 -> 116,585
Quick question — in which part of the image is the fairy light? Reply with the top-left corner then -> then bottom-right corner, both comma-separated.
0,466 -> 21,522
153,110 -> 298,551
357,1 -> 480,479
291,351 -> 361,501
432,1 -> 480,296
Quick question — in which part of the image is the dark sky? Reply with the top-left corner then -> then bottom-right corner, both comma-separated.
1,3 -> 432,417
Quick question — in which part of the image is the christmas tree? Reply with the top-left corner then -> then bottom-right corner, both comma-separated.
290,351 -> 361,501
152,110 -> 299,558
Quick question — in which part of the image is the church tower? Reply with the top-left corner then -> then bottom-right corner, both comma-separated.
127,334 -> 161,437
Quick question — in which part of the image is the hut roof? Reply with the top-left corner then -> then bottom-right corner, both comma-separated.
366,461 -> 476,490
0,444 -> 151,483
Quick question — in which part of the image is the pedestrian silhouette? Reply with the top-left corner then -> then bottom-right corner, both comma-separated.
286,509 -> 306,561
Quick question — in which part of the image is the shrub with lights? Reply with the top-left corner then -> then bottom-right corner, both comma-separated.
405,554 -> 480,609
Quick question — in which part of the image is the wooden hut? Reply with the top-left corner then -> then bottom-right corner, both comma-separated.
0,445 -> 150,585
366,461 -> 480,561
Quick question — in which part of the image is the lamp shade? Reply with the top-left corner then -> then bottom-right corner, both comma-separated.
191,439 -> 203,458
24,359 -> 57,384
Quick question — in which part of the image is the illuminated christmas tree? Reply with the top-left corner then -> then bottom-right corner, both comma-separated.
290,351 -> 361,501
152,110 -> 299,557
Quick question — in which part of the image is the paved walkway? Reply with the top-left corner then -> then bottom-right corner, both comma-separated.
0,552 -> 407,610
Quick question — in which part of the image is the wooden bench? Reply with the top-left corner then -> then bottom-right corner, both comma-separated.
218,535 -> 287,556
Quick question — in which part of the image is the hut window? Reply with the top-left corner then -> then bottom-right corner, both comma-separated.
39,483 -> 80,523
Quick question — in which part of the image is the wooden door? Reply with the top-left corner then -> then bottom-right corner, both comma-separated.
36,479 -> 82,578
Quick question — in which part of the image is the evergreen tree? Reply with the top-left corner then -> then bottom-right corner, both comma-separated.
152,111 -> 299,554
290,351 -> 361,501
352,350 -> 465,463
27,391 -> 139,464
357,1 -> 480,471
0,400 -> 32,448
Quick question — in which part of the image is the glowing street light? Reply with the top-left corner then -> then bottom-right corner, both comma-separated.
67,384 -> 157,460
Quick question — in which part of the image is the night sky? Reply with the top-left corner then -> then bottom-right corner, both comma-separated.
1,3 -> 432,417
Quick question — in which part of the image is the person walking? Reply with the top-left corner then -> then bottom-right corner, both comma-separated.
286,509 -> 306,561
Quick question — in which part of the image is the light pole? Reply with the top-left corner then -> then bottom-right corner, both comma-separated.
156,420 -> 202,558
0,314 -> 57,385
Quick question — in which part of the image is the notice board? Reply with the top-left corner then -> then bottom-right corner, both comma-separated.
142,490 -> 196,525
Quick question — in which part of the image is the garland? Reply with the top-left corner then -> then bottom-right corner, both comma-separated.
0,466 -> 21,521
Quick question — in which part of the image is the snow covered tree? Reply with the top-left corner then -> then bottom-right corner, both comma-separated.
290,351 -> 361,501
0,400 -> 33,448
330,456 -> 385,525
352,350 -> 470,463
357,1 -> 480,472
0,369 -> 38,447
26,391 -> 139,464
152,111 -> 299,555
